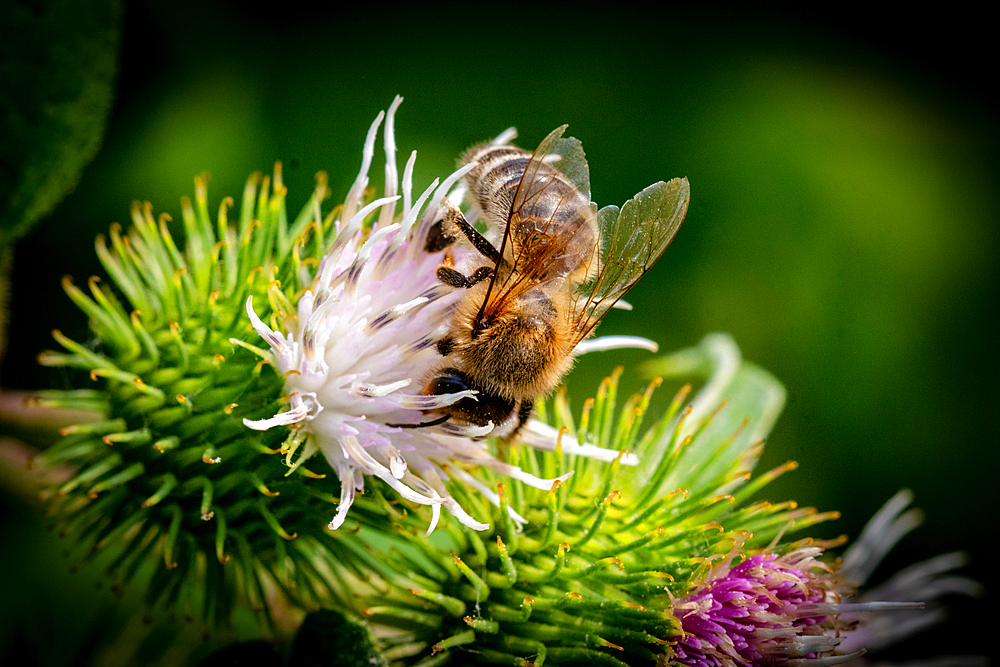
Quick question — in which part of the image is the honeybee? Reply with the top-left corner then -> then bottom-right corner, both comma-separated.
411,126 -> 689,437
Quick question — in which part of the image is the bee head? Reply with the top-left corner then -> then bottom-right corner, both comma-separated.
425,367 -> 515,429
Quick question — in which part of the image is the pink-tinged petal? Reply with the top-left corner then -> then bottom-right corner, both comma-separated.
242,406 -> 307,430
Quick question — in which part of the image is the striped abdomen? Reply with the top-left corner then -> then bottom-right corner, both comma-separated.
462,143 -> 597,283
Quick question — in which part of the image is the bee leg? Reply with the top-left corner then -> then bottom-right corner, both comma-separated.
494,400 -> 535,450
442,199 -> 501,264
518,399 -> 534,424
513,399 -> 534,436
497,399 -> 536,444
424,218 -> 455,252
436,265 -> 493,289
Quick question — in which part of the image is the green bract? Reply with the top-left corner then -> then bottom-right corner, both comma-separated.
34,166 -> 392,625
31,156 -> 837,660
358,334 -> 847,666
29,105 -> 965,665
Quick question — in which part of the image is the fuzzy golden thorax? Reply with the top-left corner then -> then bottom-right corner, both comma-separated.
442,279 -> 578,403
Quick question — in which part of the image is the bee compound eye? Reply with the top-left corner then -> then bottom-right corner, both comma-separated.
427,369 -> 472,396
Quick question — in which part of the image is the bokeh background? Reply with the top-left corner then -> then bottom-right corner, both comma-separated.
2,2 -> 995,664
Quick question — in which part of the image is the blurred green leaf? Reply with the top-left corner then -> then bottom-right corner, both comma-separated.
0,0 -> 121,359
0,0 -> 121,246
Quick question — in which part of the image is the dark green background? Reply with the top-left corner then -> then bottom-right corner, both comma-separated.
2,2 -> 995,664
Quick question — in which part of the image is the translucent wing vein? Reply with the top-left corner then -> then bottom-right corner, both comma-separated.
574,177 -> 690,342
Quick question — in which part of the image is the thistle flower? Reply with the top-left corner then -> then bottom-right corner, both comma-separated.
27,99 -> 977,665
356,334 -> 977,667
234,95 -> 690,536
238,97 -> 633,534
29,97 -> 640,625
670,546 -> 841,666
32,157 -> 360,624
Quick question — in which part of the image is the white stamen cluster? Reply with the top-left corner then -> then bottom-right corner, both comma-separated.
241,97 -> 635,533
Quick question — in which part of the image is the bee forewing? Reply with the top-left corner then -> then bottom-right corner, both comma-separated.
573,177 -> 690,341
512,125 -> 591,209
481,127 -> 599,305
549,136 -> 590,202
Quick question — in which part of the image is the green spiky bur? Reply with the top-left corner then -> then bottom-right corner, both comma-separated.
31,164 -> 835,652
355,334 -> 842,667
32,166 -> 397,625
20,82 -> 975,664
26,163 -> 955,666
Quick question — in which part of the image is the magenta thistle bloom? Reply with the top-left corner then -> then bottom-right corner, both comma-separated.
666,487 -> 981,667
672,544 -> 846,666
